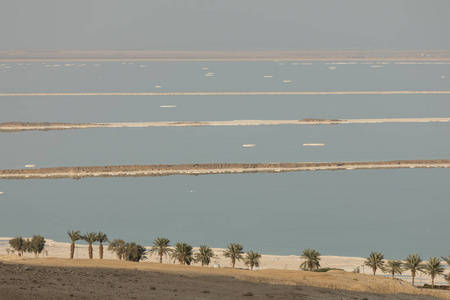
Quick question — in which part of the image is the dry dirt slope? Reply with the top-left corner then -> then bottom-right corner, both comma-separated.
0,256 -> 449,300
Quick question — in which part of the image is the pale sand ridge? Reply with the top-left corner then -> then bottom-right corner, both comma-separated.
1,118 -> 450,132
1,91 -> 450,97
1,160 -> 449,180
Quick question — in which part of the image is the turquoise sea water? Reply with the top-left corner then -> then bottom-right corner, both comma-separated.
0,61 -> 449,259
0,169 -> 449,259
1,123 -> 450,170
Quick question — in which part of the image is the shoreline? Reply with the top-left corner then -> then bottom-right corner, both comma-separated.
2,91 -> 450,97
2,50 -> 450,61
1,118 -> 450,132
0,237 -> 447,286
0,160 -> 449,180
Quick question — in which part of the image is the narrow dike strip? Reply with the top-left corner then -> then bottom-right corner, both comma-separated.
1,118 -> 450,132
1,160 -> 449,180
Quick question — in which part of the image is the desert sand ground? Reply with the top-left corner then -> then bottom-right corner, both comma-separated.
1,255 -> 449,300
1,238 -> 448,287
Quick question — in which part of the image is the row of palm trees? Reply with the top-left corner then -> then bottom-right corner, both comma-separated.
67,230 -> 109,259
67,232 -> 262,270
286,249 -> 449,288
365,252 -> 450,287
67,232 -> 449,287
143,239 -> 263,270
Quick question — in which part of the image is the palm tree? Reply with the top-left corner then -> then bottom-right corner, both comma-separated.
244,251 -> 262,270
441,255 -> 450,288
223,243 -> 244,269
300,248 -> 321,271
384,260 -> 403,278
82,232 -> 98,259
365,252 -> 385,275
97,232 -> 108,259
108,239 -> 126,260
403,254 -> 423,286
194,245 -> 215,266
67,230 -> 82,259
422,257 -> 444,288
148,237 -> 172,263
171,243 -> 193,265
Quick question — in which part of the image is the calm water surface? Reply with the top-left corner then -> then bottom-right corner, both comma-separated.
0,169 -> 448,259
0,61 -> 449,258
1,61 -> 450,93
1,123 -> 450,169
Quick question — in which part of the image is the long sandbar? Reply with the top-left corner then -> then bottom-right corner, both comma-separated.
1,160 -> 449,180
1,118 -> 450,132
2,50 -> 450,61
1,91 -> 450,97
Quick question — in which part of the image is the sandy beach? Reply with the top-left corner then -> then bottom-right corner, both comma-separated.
1,237 -> 449,300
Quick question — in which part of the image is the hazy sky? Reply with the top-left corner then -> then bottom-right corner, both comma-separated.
3,0 -> 450,51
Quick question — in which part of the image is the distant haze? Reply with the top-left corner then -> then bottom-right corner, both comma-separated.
2,0 -> 450,51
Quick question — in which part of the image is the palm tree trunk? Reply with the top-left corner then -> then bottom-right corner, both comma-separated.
232,258 -> 235,269
88,244 -> 93,259
373,267 -> 376,276
159,253 -> 163,263
411,271 -> 415,286
70,242 -> 75,259
392,271 -> 394,278
251,265 -> 254,270
99,242 -> 103,259
431,275 -> 434,288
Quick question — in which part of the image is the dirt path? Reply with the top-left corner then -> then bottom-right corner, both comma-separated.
1,160 -> 449,180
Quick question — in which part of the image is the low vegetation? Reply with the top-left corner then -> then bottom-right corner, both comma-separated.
8,235 -> 46,257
